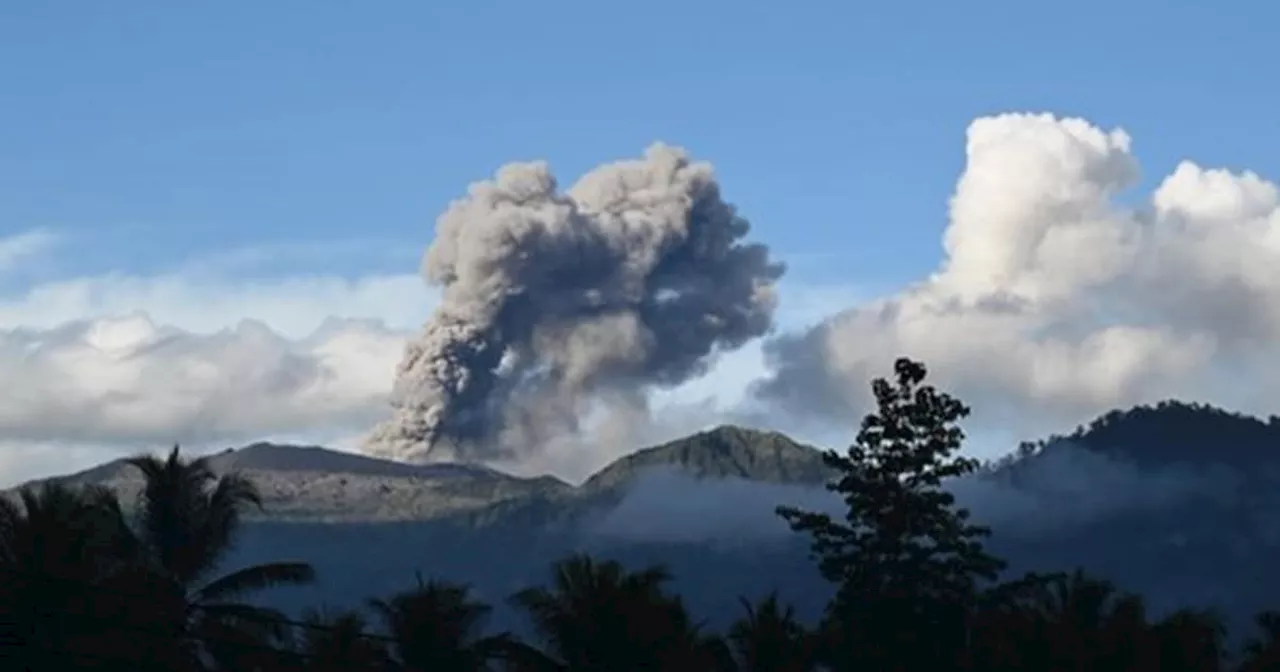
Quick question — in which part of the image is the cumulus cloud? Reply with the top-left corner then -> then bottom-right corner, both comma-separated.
17,109 -> 1274,486
0,231 -> 848,486
754,112 -> 1280,437
0,241 -> 439,485
0,314 -> 404,447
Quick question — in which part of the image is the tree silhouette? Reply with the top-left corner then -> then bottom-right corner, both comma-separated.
777,357 -> 1005,670
292,607 -> 391,672
1148,607 -> 1226,672
964,571 -> 1066,671
0,482 -> 146,669
510,553 -> 722,671
727,591 -> 818,671
1023,569 -> 1152,670
964,568 -> 1229,672
123,445 -> 317,668
12,362 -> 1280,671
1238,610 -> 1280,671
367,575 -> 513,671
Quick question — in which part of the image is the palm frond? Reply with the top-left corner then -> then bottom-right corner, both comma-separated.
198,602 -> 293,642
188,472 -> 263,580
297,607 -> 390,668
194,561 -> 316,603
490,637 -> 565,671
126,446 -> 218,582
125,445 -> 267,585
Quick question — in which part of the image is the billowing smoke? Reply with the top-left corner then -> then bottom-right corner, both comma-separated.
364,145 -> 785,463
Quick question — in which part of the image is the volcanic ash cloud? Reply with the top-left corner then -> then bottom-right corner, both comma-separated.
363,144 -> 785,464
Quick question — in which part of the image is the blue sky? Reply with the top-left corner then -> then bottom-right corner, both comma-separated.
1,1 -> 1278,483
6,1 -> 1275,284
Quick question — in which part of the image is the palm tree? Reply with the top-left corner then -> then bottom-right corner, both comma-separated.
0,482 -> 145,669
1147,607 -> 1225,672
292,607 -> 391,672
727,592 -> 818,671
965,571 -> 1062,671
123,445 -> 317,667
1238,611 -> 1280,672
1023,569 -> 1152,670
367,574 -> 512,671
510,553 -> 720,672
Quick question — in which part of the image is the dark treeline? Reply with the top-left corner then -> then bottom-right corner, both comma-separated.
3,358 -> 1280,671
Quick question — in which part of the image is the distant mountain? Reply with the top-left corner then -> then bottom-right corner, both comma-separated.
448,425 -> 830,530
987,400 -> 1280,481
1056,400 -> 1280,468
210,442 -> 508,479
582,425 -> 831,492
43,441 -> 510,485
15,404 -> 1280,636
10,424 -> 828,523
18,442 -> 573,522
971,400 -> 1280,635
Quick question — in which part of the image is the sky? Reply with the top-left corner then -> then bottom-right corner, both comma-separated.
1,1 -> 1277,485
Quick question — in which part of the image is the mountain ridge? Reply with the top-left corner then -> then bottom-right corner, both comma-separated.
582,424 -> 832,491
10,425 -> 825,523
12,401 -> 1280,633
15,400 -> 1280,524
984,399 -> 1280,479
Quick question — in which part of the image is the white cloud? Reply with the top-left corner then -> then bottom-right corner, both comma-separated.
0,271 -> 432,338
36,110 -> 1280,484
0,243 -> 438,486
755,112 -> 1280,447
0,232 -> 858,486
0,229 -> 61,272
0,314 -> 405,454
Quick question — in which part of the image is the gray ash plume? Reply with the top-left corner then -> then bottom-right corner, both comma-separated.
363,144 -> 785,464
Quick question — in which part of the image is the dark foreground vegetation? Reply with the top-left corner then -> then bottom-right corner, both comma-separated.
3,358 -> 1280,671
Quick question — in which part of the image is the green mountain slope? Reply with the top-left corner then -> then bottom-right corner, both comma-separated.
453,425 -> 832,529
988,400 -> 1280,474
6,424 -> 830,523
582,424 -> 832,491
